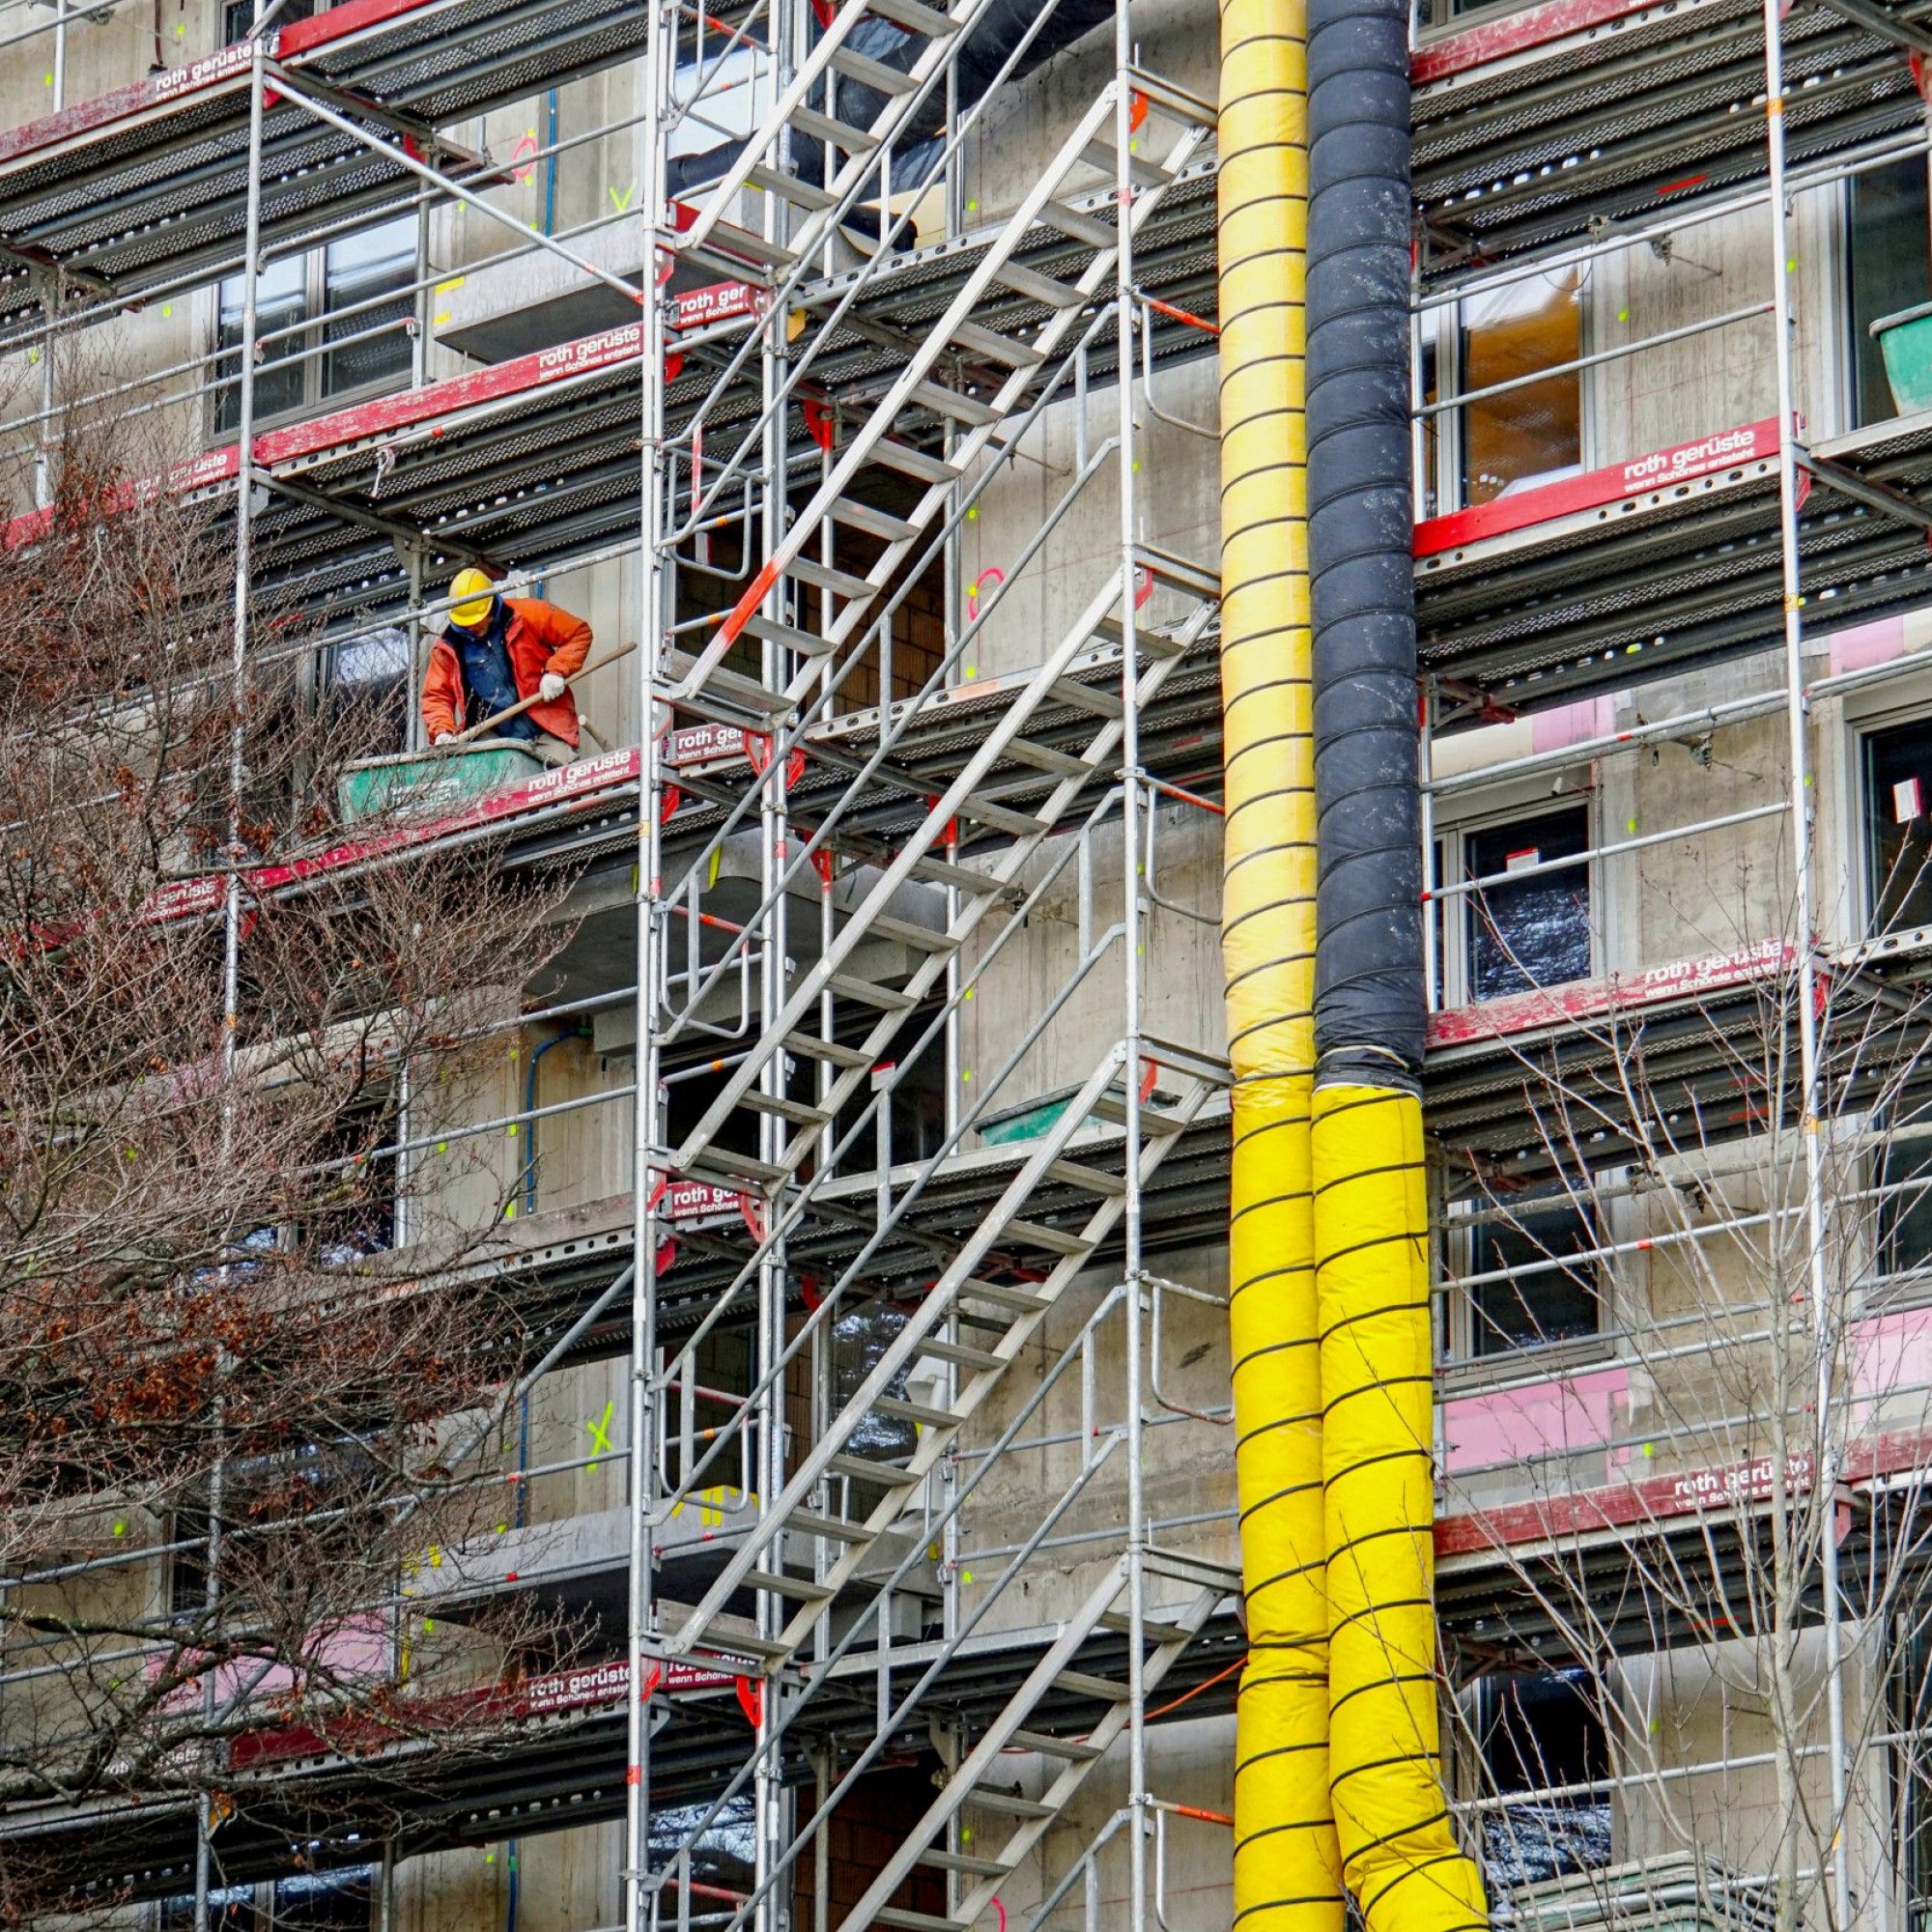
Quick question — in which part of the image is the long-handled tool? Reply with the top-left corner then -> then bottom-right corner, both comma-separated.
447,639 -> 637,746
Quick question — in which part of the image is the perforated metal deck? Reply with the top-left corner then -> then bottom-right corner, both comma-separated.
0,0 -> 648,334
1413,0 -> 1932,288
1415,412 -> 1932,714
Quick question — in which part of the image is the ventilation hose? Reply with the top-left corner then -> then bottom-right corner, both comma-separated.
1306,0 -> 1487,1922
1217,0 -> 1344,1922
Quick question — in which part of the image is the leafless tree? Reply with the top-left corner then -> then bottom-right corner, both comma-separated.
0,354 -> 592,1922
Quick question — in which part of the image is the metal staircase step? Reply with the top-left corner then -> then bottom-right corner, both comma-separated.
782,1031 -> 873,1069
908,854 -> 1007,895
824,972 -> 917,1010
682,1146 -> 788,1185
874,1910 -> 970,1932
789,1508 -> 869,1544
743,1090 -> 833,1126
867,439 -> 963,485
747,163 -> 838,213
917,1336 -> 1007,1372
1082,138 -> 1175,188
1052,1668 -> 1132,1703
914,1848 -> 1014,1879
1133,540 -> 1220,600
827,44 -> 918,93
867,913 -> 958,953
1047,676 -> 1122,720
787,554 -> 878,601
1002,1217 -> 1093,1258
664,648 -> 792,722
787,104 -> 879,156
949,318 -> 1044,366
957,796 -> 1043,837
957,1277 -> 1050,1313
691,219 -> 796,270
1097,1607 -> 1191,1645
1043,1157 -> 1125,1196
1088,1092 -> 1182,1131
907,380 -> 1000,426
741,611 -> 832,657
873,1393 -> 960,1430
963,1788 -> 1056,1820
1009,1728 -> 1101,1761
1035,200 -> 1115,249
864,0 -> 960,33
1003,735 -> 1094,779
831,497 -> 922,542
747,1567 -> 836,1603
992,259 -> 1088,310
827,1452 -> 920,1487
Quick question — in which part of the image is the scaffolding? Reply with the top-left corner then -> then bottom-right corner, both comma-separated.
13,0 -> 1932,1920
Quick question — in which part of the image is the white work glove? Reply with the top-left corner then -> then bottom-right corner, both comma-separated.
538,671 -> 568,704
432,731 -> 456,746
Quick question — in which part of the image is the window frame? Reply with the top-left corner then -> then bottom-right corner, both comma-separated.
1842,150 -> 1932,437
209,214 -> 419,439
1431,790 -> 1599,1012
1416,270 -> 1591,522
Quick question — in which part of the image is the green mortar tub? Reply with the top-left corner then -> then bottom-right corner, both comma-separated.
1874,298 -> 1932,415
336,743 -> 550,826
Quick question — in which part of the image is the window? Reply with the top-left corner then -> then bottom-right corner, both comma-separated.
1849,157 -> 1932,431
1476,1670 -> 1612,1892
268,1868 -> 374,1930
1865,717 -> 1932,936
159,1890 -> 259,1932
1423,271 -> 1583,516
214,216 -> 414,433
223,0 -> 315,40
1444,805 -> 1592,1005
1465,1196 -> 1602,1358
1894,1618 -> 1932,1931
327,624 -> 412,755
1875,1106 -> 1932,1283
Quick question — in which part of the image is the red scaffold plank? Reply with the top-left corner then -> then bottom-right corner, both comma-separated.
1413,417 -> 1783,559
1412,0 -> 1662,84
1425,938 -> 1796,1051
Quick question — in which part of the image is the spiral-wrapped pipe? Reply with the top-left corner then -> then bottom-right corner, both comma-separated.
1217,0 -> 1344,1922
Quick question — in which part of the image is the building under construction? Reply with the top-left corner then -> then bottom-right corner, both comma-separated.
8,0 -> 1932,1919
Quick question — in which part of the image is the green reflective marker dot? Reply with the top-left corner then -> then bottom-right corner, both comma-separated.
1627,819 -> 1637,835
436,1141 -> 447,1154
112,1520 -> 127,1537
961,1571 -> 974,1584
506,1122 -> 518,1136
1617,308 -> 1629,323
966,505 -> 978,521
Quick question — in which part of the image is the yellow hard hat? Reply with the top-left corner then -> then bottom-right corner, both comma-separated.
447,567 -> 497,631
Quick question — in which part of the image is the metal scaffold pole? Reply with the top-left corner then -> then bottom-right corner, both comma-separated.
627,1 -> 673,1925
1114,1 -> 1151,1924
1760,0 -> 1854,1920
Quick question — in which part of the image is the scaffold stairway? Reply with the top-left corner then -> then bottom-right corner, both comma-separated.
659,1038 -> 1230,1664
671,75 -> 1215,717
839,1555 -> 1235,1932
670,552 -> 1220,1193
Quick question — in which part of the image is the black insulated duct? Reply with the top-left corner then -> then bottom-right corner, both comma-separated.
1307,0 -> 1425,1092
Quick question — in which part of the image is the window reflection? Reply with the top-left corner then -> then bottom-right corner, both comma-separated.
1460,270 -> 1582,506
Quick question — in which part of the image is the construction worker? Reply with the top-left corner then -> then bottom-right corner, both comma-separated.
420,568 -> 591,766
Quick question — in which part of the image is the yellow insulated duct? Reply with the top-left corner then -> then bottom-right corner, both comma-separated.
1313,1085 -> 1488,1930
1301,0 -> 1489,1912
1216,0 -> 1343,1923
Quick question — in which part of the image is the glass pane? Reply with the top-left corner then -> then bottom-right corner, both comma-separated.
1880,1129 -> 1932,1279
328,624 -> 411,755
215,253 -> 308,432
1460,270 -> 1582,506
1478,1672 -> 1611,1892
324,216 -> 414,397
1469,1199 -> 1600,1356
1464,806 -> 1591,1002
270,1867 -> 374,1930
1850,157 -> 1932,430
1865,719 -> 1932,934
